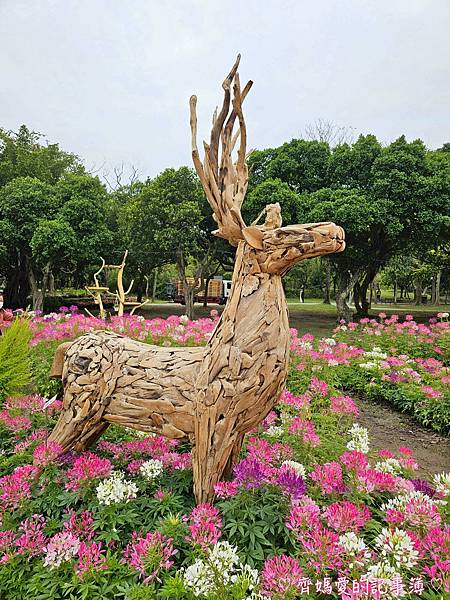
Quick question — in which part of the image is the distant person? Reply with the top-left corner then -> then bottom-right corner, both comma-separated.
376,285 -> 381,303
300,286 -> 305,303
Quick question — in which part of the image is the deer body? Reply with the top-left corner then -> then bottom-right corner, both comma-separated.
47,56 -> 345,502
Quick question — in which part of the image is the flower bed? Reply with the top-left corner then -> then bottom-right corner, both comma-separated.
0,310 -> 449,598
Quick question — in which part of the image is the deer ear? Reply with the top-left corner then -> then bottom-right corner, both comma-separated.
242,226 -> 264,250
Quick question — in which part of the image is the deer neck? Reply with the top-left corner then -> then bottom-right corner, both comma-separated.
206,241 -> 290,364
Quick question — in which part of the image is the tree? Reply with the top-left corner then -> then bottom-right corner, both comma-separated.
123,167 -> 205,319
0,177 -> 56,308
0,125 -> 82,186
30,219 -> 77,311
0,126 -> 84,308
248,139 -> 331,192
304,118 -> 355,146
243,178 -> 300,226
55,174 -> 114,286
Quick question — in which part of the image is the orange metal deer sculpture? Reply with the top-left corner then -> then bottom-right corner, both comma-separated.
47,55 -> 345,503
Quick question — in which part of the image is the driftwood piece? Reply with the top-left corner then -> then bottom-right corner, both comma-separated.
47,56 -> 345,503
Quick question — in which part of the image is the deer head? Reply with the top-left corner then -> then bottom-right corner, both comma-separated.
189,54 -> 345,275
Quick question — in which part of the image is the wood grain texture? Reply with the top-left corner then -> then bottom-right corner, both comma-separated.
47,56 -> 345,503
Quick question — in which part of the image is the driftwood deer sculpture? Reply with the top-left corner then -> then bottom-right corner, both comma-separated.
47,55 -> 345,503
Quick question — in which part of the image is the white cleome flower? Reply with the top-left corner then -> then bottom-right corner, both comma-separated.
374,527 -> 419,569
281,460 -> 306,478
358,361 -> 380,370
338,532 -> 372,568
381,490 -> 438,513
375,458 -> 402,475
140,459 -> 164,481
96,471 -> 138,505
266,425 -> 284,437
365,562 -> 406,598
182,559 -> 212,597
231,563 -> 259,590
433,472 -> 450,497
346,423 -> 370,454
182,541 -> 249,598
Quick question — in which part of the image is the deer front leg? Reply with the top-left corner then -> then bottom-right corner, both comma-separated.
193,405 -> 241,504
48,374 -> 109,456
223,433 -> 244,480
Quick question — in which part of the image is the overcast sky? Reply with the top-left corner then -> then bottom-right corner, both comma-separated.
1,0 -> 449,182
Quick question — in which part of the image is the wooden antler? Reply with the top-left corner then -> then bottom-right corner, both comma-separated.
190,54 -> 253,246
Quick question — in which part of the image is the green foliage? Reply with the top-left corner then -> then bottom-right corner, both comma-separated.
29,340 -> 63,398
0,319 -> 31,401
219,488 -> 292,567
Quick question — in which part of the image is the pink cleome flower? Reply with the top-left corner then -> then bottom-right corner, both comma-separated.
15,514 -> 47,557
75,541 -> 108,577
63,511 -> 95,541
123,531 -> 176,583
186,503 -> 222,549
65,452 -> 113,491
214,480 -> 239,499
286,497 -> 321,533
33,441 -> 64,467
260,555 -> 305,596
0,464 -> 38,510
330,395 -> 359,417
289,418 -> 321,447
310,462 -> 345,495
323,501 -> 371,532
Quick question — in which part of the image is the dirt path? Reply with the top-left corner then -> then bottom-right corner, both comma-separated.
355,397 -> 450,477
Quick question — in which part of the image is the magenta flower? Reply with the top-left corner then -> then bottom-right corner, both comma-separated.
260,555 -> 305,596
310,462 -> 345,495
323,501 -> 371,532
65,452 -> 113,491
330,395 -> 359,417
233,457 -> 275,490
123,531 -> 176,583
15,514 -> 47,557
33,441 -> 64,467
276,468 -> 306,500
186,503 -> 222,549
75,541 -> 107,577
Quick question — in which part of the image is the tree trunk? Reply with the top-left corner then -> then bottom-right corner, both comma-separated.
414,276 -> 422,305
3,256 -> 30,309
354,269 -> 376,317
185,286 -> 196,320
28,262 -> 51,313
335,271 -> 360,322
48,271 -> 55,294
177,248 -> 198,321
323,258 -> 331,304
393,280 -> 397,304
433,271 -> 441,305
151,267 -> 158,303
